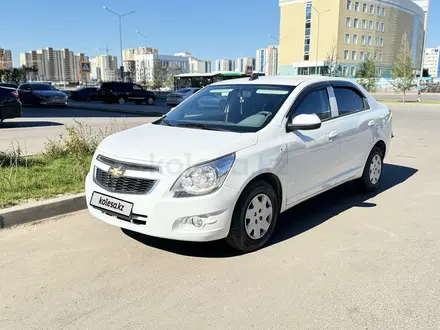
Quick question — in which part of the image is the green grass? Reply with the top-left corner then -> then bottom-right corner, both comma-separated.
377,99 -> 440,105
0,121 -> 124,209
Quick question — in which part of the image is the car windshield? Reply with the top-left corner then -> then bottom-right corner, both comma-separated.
157,84 -> 295,133
31,84 -> 56,91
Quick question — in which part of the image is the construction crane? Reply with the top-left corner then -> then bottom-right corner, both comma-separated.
98,44 -> 112,56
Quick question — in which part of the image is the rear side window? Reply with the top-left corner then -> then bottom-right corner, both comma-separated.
112,83 -> 132,92
334,87 -> 368,116
295,88 -> 331,121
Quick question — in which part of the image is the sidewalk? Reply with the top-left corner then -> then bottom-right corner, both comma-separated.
68,101 -> 170,116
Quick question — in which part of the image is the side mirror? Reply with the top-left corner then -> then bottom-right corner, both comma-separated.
287,114 -> 322,132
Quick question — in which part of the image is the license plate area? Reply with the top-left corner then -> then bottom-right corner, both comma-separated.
90,192 -> 133,218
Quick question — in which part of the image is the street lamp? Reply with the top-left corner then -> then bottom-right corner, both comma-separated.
136,30 -> 148,47
103,6 -> 135,80
311,5 -> 331,75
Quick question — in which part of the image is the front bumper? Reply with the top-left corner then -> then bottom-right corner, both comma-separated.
85,168 -> 238,242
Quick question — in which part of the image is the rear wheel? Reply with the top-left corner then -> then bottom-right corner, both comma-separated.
146,96 -> 155,105
356,147 -> 384,192
118,97 -> 126,105
226,180 -> 279,252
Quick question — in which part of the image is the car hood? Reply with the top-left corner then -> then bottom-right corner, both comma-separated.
33,90 -> 67,97
97,123 -> 257,166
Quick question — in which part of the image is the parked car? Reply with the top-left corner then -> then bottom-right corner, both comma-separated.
166,88 -> 201,106
86,76 -> 393,252
17,83 -> 68,107
0,83 -> 18,89
0,86 -> 22,122
97,82 -> 156,105
70,87 -> 99,102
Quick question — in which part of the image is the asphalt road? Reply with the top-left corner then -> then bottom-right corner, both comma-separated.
1,105 -> 439,329
0,106 -> 162,155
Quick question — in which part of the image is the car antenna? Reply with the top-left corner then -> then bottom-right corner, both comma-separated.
249,74 -> 259,81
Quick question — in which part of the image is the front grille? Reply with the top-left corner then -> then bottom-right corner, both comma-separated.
94,167 -> 156,194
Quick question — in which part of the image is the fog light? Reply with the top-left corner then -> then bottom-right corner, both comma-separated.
190,216 -> 204,228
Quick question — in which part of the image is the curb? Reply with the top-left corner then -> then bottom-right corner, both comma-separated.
0,193 -> 86,229
67,103 -> 165,117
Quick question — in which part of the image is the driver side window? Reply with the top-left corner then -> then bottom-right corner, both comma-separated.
295,88 -> 331,121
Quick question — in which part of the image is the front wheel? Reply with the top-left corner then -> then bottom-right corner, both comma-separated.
226,180 -> 279,252
146,96 -> 155,105
117,97 -> 126,105
356,147 -> 384,192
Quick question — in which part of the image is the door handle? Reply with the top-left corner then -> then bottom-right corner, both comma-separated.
328,131 -> 338,139
368,120 -> 375,126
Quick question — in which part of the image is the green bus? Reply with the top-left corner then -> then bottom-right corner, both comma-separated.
173,72 -> 264,90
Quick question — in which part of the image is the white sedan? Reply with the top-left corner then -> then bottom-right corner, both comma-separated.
86,76 -> 392,252
166,87 -> 201,106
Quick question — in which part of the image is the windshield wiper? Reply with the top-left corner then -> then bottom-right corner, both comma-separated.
161,117 -> 174,126
177,122 -> 227,131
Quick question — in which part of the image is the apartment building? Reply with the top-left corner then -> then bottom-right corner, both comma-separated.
278,0 -> 425,78
0,48 -> 13,70
175,52 -> 211,74
90,55 -> 118,82
122,47 -> 159,78
236,57 -> 256,73
215,59 -> 235,72
135,54 -> 189,84
256,46 -> 279,75
20,48 -> 89,82
423,47 -> 440,78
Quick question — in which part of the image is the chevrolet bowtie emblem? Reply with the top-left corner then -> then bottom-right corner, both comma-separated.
108,166 -> 125,177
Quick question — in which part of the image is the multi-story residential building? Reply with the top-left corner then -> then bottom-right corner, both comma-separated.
175,52 -> 211,73
0,48 -> 13,70
256,46 -> 279,75
123,47 -> 159,80
91,55 -> 118,82
236,57 -> 256,73
412,0 -> 430,74
278,0 -> 425,78
423,47 -> 440,78
20,48 -> 90,82
215,59 -> 235,72
135,54 -> 189,84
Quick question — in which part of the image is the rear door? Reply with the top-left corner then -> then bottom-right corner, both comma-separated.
131,84 -> 146,102
330,82 -> 374,181
18,84 -> 32,104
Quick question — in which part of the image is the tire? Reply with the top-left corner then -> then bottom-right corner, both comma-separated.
356,146 -> 384,192
226,180 -> 279,252
118,97 -> 126,105
146,96 -> 155,105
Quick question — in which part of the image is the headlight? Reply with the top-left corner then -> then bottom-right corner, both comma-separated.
171,154 -> 235,197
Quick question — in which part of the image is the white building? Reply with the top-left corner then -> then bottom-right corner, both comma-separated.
123,47 -> 159,79
215,59 -> 235,72
92,55 -> 118,82
135,54 -> 189,85
0,48 -> 13,70
236,57 -> 256,73
412,1 -> 430,74
256,46 -> 279,76
175,52 -> 211,74
424,47 -> 440,78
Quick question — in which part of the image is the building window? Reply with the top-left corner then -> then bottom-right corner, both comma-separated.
379,53 -> 383,62
347,0 -> 352,10
370,5 -> 374,14
377,6 -> 381,16
345,34 -> 351,44
346,17 -> 351,27
352,51 -> 357,60
355,2 -> 360,11
362,19 -> 367,29
375,37 -> 380,46
376,21 -> 380,31
367,52 -> 371,60
350,67 -> 356,76
344,50 -> 349,60
369,20 -> 373,30
361,35 -> 366,45
368,36 -> 372,45
382,7 -> 386,17
360,51 -> 365,61
363,3 -> 367,12
381,22 -> 385,32
374,53 -> 378,61
354,18 -> 359,28
304,2 -> 312,61
377,67 -> 382,76
343,67 -> 349,76
353,34 -> 358,44
380,38 -> 384,47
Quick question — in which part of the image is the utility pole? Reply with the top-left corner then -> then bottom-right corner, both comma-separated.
311,5 -> 331,75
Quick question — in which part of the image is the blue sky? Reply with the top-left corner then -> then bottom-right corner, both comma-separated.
2,0 -> 439,67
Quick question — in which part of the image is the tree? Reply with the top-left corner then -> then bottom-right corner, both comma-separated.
356,58 -> 377,92
152,59 -> 167,91
391,32 -> 416,102
321,44 -> 342,77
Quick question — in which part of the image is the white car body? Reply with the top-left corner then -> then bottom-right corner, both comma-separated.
86,76 -> 392,251
166,87 -> 201,106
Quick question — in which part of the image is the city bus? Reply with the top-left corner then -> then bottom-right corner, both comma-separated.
173,72 -> 264,90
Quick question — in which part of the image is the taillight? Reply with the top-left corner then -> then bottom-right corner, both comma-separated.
11,91 -> 19,99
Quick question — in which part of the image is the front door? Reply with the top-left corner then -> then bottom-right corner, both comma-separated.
285,85 -> 341,206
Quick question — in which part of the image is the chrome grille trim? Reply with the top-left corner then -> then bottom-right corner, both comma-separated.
97,154 -> 159,172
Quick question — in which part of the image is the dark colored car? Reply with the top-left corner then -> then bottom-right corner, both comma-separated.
70,87 -> 99,102
17,83 -> 68,107
97,82 -> 156,105
0,86 -> 22,122
0,83 -> 19,89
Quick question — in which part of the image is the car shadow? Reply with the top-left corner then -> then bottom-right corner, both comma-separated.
122,164 -> 418,258
0,121 -> 63,128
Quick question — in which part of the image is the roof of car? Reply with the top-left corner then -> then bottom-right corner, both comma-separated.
210,75 -> 354,87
